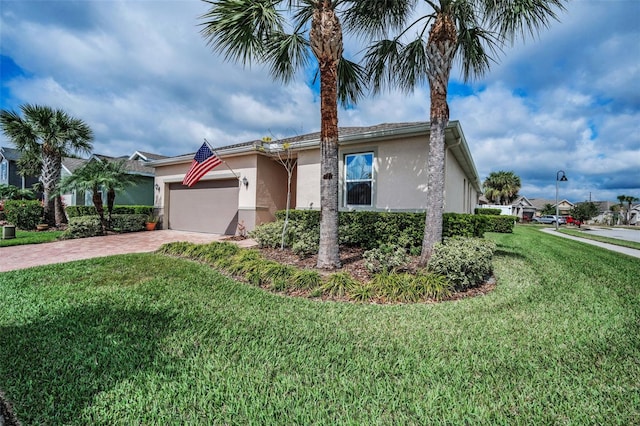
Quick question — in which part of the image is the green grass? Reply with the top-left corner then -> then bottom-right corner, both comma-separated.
1,226 -> 638,424
0,229 -> 64,247
558,228 -> 640,250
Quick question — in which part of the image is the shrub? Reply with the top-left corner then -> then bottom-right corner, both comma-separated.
350,283 -> 376,302
321,272 -> 358,297
3,199 -> 43,230
291,270 -> 322,290
474,208 -> 502,215
250,220 -> 289,248
62,216 -> 103,239
370,272 -> 452,303
291,226 -> 319,257
363,243 -> 409,273
109,214 -> 147,232
482,215 -> 517,233
428,237 -> 495,291
442,213 -> 487,238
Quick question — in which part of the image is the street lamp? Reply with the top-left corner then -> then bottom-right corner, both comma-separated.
555,170 -> 568,230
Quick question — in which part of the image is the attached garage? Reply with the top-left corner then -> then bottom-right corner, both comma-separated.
168,179 -> 239,234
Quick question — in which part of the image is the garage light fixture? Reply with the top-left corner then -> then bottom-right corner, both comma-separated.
242,176 -> 249,188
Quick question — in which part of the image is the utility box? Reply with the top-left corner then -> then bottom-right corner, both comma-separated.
2,225 -> 16,239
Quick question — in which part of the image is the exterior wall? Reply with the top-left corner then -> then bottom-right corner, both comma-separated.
255,155 -> 296,226
296,150 -> 321,210
115,177 -> 154,205
295,134 -> 475,213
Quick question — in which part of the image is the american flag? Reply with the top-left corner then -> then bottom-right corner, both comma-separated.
182,142 -> 222,187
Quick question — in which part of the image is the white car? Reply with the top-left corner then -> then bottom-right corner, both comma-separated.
533,215 -> 566,225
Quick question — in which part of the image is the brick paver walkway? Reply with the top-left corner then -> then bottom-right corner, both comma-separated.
0,230 -> 257,273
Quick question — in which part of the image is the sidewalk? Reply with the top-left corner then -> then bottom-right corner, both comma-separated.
0,230 -> 257,273
539,228 -> 640,259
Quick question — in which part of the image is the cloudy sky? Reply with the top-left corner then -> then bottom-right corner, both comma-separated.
1,0 -> 638,203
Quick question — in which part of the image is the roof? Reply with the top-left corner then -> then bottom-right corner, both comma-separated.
129,151 -> 169,161
149,121 -> 482,192
529,198 -> 575,209
90,154 -> 155,176
62,157 -> 88,174
0,147 -> 22,161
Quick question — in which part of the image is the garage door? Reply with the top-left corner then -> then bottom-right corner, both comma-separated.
168,179 -> 239,234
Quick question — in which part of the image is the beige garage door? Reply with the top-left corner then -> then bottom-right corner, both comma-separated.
168,179 -> 239,234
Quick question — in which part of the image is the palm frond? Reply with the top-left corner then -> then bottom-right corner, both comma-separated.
341,0 -> 416,37
263,31 -> 311,82
482,0 -> 567,42
363,39 -> 403,94
396,37 -> 429,92
337,56 -> 367,107
199,0 -> 284,66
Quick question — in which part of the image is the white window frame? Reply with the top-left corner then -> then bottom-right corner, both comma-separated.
344,152 -> 374,207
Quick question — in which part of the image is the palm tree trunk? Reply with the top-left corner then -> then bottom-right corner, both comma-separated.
92,186 -> 106,234
420,12 -> 457,266
41,152 -> 58,226
311,1 -> 343,269
107,188 -> 116,228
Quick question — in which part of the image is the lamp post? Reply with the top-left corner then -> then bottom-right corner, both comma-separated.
555,170 -> 568,231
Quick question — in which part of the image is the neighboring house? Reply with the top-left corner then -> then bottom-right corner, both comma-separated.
588,200 -> 621,225
0,146 -> 40,190
478,196 -> 537,221
61,152 -> 167,207
149,121 -> 482,235
630,204 -> 639,225
529,198 -> 575,216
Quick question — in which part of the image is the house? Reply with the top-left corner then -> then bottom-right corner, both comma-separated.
0,146 -> 40,190
149,121 -> 482,235
529,198 -> 575,216
60,152 -> 166,207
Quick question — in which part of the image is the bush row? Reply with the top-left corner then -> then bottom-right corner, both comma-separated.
65,205 -> 153,218
156,241 -> 455,302
474,208 -> 502,215
61,214 -> 147,239
270,210 -> 514,250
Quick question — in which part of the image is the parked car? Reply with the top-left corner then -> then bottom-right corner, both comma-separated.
563,215 -> 581,227
532,215 -> 566,225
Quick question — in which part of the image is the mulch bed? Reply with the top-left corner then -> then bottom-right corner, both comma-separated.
0,390 -> 20,426
255,245 -> 496,303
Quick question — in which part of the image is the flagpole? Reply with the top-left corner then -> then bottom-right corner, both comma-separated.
204,138 -> 240,180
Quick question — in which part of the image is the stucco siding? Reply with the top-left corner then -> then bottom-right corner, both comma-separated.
445,150 -> 467,213
255,155 -> 296,226
296,150 -> 321,210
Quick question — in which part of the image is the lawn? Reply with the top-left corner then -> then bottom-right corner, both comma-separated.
0,226 -> 638,424
0,229 -> 64,247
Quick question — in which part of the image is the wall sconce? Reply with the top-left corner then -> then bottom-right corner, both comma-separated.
154,183 -> 160,191
242,176 -> 249,188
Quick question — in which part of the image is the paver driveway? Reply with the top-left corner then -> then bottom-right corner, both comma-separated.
0,230 -> 256,273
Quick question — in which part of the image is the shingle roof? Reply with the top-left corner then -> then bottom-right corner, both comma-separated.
0,147 -> 22,161
62,157 -> 88,173
92,154 -> 155,175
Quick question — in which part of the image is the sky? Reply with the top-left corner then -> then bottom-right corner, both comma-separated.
1,0 -> 638,204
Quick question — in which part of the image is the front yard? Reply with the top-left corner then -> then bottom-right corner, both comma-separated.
0,226 -> 638,424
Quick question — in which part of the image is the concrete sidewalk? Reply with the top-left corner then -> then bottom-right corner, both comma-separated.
0,230 -> 257,273
540,228 -> 640,259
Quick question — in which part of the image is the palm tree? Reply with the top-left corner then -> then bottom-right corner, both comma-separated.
199,0 -> 366,269
347,0 -> 566,264
618,194 -> 639,225
0,104 -> 93,226
483,170 -> 521,205
58,159 -> 138,233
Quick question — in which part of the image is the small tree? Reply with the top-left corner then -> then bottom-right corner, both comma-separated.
570,202 -> 598,224
541,203 -> 556,216
257,137 -> 297,250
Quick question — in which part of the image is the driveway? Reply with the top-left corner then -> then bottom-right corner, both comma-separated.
0,230 -> 257,273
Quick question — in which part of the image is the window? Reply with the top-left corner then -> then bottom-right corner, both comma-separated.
0,160 -> 7,183
345,152 -> 373,206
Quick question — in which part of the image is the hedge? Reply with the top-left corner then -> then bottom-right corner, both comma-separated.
62,213 -> 147,239
474,207 -> 502,215
271,210 -> 513,251
66,205 -> 153,218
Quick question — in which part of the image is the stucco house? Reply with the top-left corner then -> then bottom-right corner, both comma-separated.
477,195 -> 537,221
149,121 -> 481,235
61,152 -> 166,207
